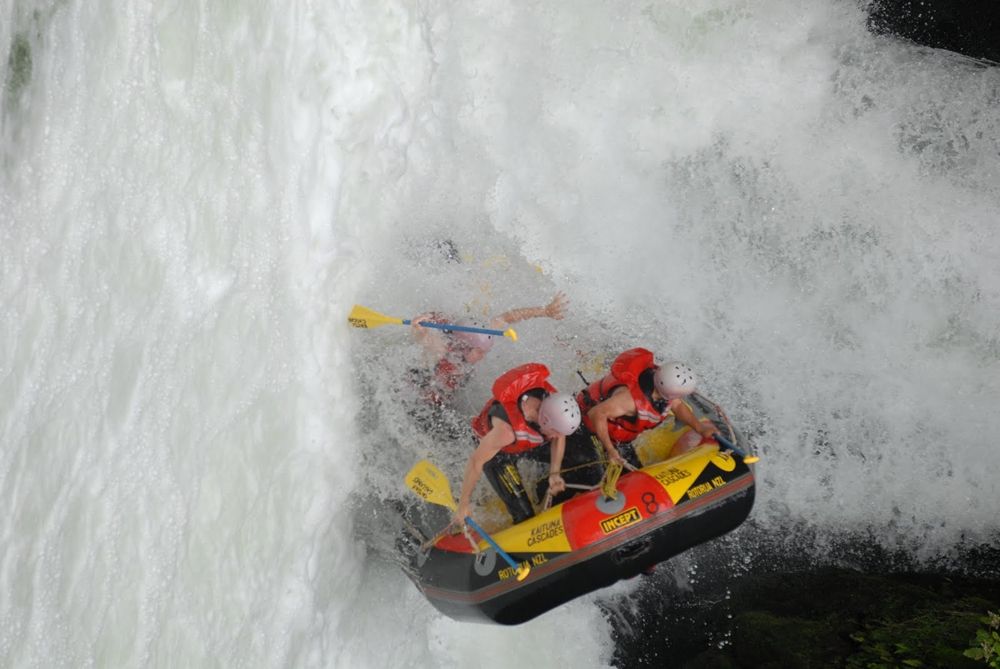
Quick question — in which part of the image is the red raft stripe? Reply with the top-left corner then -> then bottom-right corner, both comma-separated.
562,469 -> 674,549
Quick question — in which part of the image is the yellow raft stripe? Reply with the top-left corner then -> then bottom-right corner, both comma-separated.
487,445 -> 727,553
646,446 -> 715,503
490,506 -> 572,553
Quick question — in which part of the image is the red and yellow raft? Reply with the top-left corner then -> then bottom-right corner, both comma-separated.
402,403 -> 757,625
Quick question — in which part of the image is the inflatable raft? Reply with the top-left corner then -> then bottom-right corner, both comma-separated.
400,395 -> 756,625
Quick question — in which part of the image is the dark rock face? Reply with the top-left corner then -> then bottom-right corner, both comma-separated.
867,0 -> 1000,64
605,535 -> 1000,668
609,567 -> 1000,668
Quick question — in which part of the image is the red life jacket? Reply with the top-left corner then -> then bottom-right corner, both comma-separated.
429,355 -> 472,400
419,313 -> 473,404
576,347 -> 670,443
471,363 -> 558,454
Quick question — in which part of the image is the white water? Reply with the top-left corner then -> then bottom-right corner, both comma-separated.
2,0 -> 998,666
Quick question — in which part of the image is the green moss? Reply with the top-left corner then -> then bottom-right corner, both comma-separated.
846,608 -> 985,668
965,611 -> 1000,668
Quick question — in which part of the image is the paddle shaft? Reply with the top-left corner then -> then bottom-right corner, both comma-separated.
714,433 -> 756,462
405,320 -> 507,338
464,516 -> 522,573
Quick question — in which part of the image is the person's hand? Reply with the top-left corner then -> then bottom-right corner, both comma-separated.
451,501 -> 471,527
547,472 -> 566,495
411,314 -> 439,346
605,447 -> 626,466
698,424 -> 719,440
544,291 -> 568,320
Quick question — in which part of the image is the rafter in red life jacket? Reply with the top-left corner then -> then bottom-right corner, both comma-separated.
471,363 -> 558,454
417,312 -> 476,404
577,347 -> 670,443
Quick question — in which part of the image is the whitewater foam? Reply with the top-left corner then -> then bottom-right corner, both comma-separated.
2,0 -> 998,667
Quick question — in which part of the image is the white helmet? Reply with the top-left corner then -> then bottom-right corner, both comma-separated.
654,362 -> 697,398
452,324 -> 495,352
538,393 -> 581,436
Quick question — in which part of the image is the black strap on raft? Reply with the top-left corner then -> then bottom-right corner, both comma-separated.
576,370 -> 589,386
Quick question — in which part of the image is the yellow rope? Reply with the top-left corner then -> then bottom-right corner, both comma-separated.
600,462 -> 623,499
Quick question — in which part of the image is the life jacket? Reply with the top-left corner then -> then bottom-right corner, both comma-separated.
471,363 -> 558,454
429,355 -> 473,400
419,313 -> 474,404
576,347 -> 670,443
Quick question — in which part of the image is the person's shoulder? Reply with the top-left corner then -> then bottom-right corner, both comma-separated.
486,415 -> 515,440
609,387 -> 639,410
609,385 -> 633,399
594,388 -> 634,412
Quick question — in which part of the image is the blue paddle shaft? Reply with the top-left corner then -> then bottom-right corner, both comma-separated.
402,320 -> 505,338
464,516 -> 520,571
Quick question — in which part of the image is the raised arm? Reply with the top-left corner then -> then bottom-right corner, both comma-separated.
490,291 -> 568,328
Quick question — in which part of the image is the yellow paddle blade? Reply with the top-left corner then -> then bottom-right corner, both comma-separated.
405,460 -> 458,511
503,328 -> 518,342
515,564 -> 531,581
347,304 -> 404,329
744,454 -> 760,464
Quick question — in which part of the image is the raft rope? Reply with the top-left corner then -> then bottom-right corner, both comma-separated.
461,523 -> 481,554
420,524 -> 454,552
600,462 -> 623,499
531,429 -> 644,509
534,458 -> 631,510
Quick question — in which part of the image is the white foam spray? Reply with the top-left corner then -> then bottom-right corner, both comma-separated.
2,0 -> 997,667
